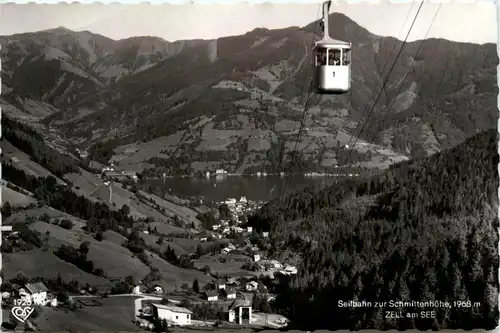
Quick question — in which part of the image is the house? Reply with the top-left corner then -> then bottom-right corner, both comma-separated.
151,304 -> 192,326
25,282 -> 48,305
224,288 -> 237,300
262,232 -> 269,238
216,279 -> 226,290
204,291 -> 219,302
154,285 -> 164,295
225,198 -> 236,205
270,260 -> 282,269
253,254 -> 261,262
284,265 -> 298,275
48,298 -> 58,307
223,299 -> 252,325
132,286 -> 143,295
239,197 -> 247,203
221,247 -> 231,255
245,281 -> 258,292
247,226 -> 253,233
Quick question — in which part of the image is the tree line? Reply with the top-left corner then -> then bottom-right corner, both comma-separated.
3,115 -> 81,177
248,129 -> 499,330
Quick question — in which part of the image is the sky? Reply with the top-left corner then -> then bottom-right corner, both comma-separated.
0,1 -> 497,44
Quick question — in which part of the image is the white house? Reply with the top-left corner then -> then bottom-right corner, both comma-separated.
262,232 -> 269,238
284,265 -> 298,275
48,298 -> 58,307
153,285 -> 164,295
247,226 -> 253,233
245,281 -> 258,292
204,291 -> 219,302
151,304 -> 192,326
253,254 -> 261,262
239,196 -> 247,203
270,260 -> 282,269
217,279 -> 226,290
224,288 -> 237,299
225,198 -> 237,205
132,286 -> 143,295
225,299 -> 252,325
25,282 -> 49,305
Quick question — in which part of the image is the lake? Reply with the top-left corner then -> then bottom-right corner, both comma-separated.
146,175 -> 345,203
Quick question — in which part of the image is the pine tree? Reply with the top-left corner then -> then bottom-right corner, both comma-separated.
192,279 -> 200,294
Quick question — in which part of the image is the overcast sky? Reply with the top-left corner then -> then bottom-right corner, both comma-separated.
0,1 -> 496,44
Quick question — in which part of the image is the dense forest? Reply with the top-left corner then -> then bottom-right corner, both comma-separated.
248,129 -> 499,330
3,116 -> 80,177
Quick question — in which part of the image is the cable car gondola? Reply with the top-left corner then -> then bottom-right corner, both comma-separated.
314,1 -> 352,94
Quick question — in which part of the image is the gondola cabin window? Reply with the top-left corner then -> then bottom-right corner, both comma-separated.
316,47 -> 351,66
316,48 -> 327,66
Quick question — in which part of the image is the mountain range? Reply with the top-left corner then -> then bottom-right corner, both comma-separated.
1,13 -> 497,175
1,12 -> 498,330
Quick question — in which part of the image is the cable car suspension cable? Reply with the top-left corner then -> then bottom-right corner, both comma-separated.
280,4 -> 323,200
334,0 -> 425,177
280,1 -> 421,188
371,3 -> 442,145
331,0 -> 417,141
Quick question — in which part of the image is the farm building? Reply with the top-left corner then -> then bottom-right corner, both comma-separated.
151,304 -> 192,326
224,288 -> 237,300
223,299 -> 252,325
204,291 -> 218,302
153,285 -> 164,294
216,279 -> 226,290
245,281 -> 258,292
24,282 -> 48,305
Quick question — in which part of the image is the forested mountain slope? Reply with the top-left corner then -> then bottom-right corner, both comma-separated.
248,128 -> 499,330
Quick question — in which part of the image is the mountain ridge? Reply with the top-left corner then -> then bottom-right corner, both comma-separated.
1,13 -> 497,175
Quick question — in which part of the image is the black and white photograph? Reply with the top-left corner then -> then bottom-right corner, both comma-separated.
0,1 -> 498,332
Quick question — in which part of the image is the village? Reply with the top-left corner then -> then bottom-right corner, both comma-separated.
129,196 -> 296,329
1,196 -> 294,332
